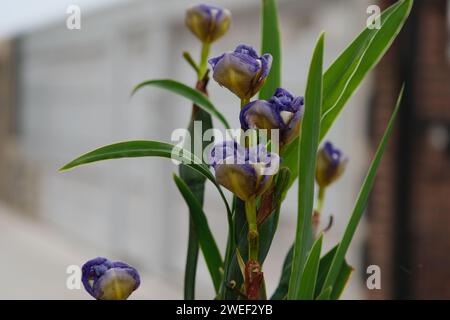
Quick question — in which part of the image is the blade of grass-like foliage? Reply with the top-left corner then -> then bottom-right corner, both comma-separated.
319,86 -> 404,296
259,0 -> 281,99
59,140 -> 233,236
320,0 -> 412,140
181,106 -> 213,300
60,140 -> 211,177
298,234 -> 323,300
288,32 -> 324,300
131,79 -> 230,129
314,245 -> 353,300
184,217 -> 199,300
281,0 -> 412,186
271,244 -> 352,300
316,287 -> 332,300
173,174 -> 224,293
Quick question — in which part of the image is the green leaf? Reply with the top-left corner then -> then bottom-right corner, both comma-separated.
258,168 -> 291,262
259,0 -> 281,100
319,86 -> 404,296
131,79 -> 230,129
271,244 -> 352,300
180,106 -> 213,300
314,245 -> 353,300
288,32 -> 324,300
184,217 -> 199,300
320,0 -> 412,140
315,287 -> 332,300
298,234 -> 323,300
281,0 -> 412,187
60,140 -> 233,226
173,174 -> 224,293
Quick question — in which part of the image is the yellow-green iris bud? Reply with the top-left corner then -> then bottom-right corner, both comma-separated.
185,4 -> 231,44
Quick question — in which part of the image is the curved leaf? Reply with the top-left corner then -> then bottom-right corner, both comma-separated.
60,140 -> 232,222
173,174 -> 223,293
132,79 -> 230,129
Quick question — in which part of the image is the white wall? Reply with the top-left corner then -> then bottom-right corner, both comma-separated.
16,0 -> 372,299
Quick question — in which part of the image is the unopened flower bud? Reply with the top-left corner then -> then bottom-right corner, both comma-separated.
316,142 -> 348,188
209,45 -> 272,100
185,4 -> 231,44
81,257 -> 140,300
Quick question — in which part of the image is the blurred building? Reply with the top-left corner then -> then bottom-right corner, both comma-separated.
367,0 -> 450,299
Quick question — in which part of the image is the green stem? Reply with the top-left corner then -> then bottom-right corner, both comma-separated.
245,197 -> 259,261
241,98 -> 250,109
198,42 -> 211,80
183,51 -> 200,74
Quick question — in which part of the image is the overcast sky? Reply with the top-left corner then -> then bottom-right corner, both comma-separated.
0,0 -> 128,38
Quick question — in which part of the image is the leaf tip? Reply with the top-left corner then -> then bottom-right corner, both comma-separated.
59,163 -> 73,172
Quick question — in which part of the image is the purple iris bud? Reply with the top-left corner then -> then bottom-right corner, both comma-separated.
209,141 -> 280,201
240,88 -> 305,146
316,141 -> 348,188
209,45 -> 273,100
82,257 -> 140,300
185,4 -> 231,43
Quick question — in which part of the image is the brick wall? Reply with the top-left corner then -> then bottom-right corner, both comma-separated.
367,0 -> 450,299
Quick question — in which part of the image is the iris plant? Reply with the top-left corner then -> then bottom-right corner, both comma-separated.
62,0 -> 412,300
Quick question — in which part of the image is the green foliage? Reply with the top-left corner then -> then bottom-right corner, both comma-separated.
282,0 -> 412,187
288,32 -> 324,300
259,0 -> 282,100
173,174 -> 224,293
132,79 -> 230,129
62,0 -> 413,301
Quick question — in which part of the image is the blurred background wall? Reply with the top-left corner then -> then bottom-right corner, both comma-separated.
367,0 -> 450,299
0,0 -> 448,299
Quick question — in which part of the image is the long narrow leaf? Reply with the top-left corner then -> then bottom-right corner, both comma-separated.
184,218 -> 199,300
316,287 -> 332,300
314,245 -> 353,300
320,86 -> 404,295
298,234 -> 323,299
288,32 -> 324,300
271,244 -> 352,300
132,79 -> 230,129
281,0 -> 412,187
60,140 -> 232,223
173,174 -> 224,293
181,103 -> 213,300
320,0 -> 412,140
259,0 -> 281,99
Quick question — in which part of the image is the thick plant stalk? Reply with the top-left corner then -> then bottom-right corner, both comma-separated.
180,75 -> 213,300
